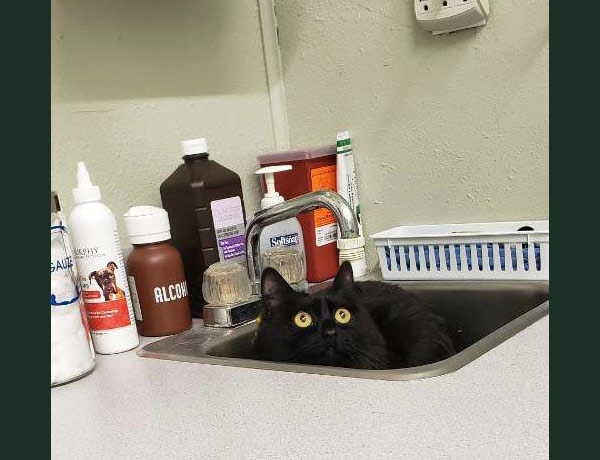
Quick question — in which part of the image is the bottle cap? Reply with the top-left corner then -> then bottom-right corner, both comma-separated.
336,130 -> 352,153
124,206 -> 172,244
72,162 -> 102,204
255,165 -> 292,209
181,138 -> 208,157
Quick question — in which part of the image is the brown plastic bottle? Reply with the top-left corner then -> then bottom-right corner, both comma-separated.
160,138 -> 247,318
124,206 -> 192,336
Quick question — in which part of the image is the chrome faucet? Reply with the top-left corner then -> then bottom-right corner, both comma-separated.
245,190 -> 360,295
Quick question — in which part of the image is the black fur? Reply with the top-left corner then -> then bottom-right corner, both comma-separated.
253,261 -> 455,369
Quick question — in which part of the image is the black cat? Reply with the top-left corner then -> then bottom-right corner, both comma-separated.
253,261 -> 455,370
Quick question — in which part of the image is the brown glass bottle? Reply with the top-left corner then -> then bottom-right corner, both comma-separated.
160,138 -> 247,318
126,241 -> 192,336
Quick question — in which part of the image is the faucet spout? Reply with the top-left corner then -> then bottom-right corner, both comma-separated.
245,190 -> 360,295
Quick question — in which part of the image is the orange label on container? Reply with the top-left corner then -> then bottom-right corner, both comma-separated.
310,165 -> 338,246
310,165 -> 337,226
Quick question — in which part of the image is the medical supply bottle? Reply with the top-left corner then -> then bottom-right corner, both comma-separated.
124,206 -> 192,337
69,162 -> 139,354
160,138 -> 247,317
51,191 -> 95,386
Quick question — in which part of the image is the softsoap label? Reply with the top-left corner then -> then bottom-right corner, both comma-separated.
210,196 -> 246,262
270,232 -> 300,247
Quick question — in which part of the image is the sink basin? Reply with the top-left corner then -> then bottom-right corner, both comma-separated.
138,278 -> 549,381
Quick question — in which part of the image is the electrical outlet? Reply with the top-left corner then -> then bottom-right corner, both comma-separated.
423,0 -> 455,13
417,0 -> 433,15
414,0 -> 489,34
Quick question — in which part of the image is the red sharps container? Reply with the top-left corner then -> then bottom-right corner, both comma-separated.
258,146 -> 339,282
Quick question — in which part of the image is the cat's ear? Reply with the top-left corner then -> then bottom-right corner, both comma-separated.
261,267 -> 294,297
333,261 -> 354,290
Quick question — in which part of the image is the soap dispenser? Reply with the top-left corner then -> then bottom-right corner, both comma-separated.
256,166 -> 306,285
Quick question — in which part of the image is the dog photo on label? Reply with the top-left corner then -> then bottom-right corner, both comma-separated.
89,261 -> 126,301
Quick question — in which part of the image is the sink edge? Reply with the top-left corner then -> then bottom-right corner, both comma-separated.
138,300 -> 549,382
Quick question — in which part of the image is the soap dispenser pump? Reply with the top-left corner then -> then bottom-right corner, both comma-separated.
258,165 -> 289,209
256,165 -> 307,289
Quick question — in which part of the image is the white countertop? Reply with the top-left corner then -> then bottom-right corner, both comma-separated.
51,316 -> 548,460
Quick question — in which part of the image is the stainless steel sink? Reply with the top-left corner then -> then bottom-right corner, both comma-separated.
138,278 -> 549,381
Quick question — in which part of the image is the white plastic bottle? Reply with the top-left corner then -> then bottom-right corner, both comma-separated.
256,165 -> 306,274
68,162 -> 139,354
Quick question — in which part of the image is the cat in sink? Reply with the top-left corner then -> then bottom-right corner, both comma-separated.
253,261 -> 455,370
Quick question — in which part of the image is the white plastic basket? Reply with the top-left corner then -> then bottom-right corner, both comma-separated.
371,221 -> 549,281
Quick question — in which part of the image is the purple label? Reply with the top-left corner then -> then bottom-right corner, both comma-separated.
219,234 -> 246,260
211,196 -> 246,263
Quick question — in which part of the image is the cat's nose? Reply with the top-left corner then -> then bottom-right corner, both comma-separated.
323,328 -> 336,337
322,320 -> 336,337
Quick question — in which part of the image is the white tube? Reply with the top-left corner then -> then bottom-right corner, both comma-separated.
336,131 -> 367,276
336,131 -> 363,236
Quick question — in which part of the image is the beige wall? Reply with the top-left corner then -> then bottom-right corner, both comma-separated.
52,0 -> 549,268
51,0 -> 273,248
275,0 -> 549,264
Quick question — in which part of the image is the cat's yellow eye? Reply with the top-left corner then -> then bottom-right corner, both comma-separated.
334,308 -> 352,324
293,311 -> 313,328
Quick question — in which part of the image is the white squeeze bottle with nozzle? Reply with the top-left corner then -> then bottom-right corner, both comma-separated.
68,162 -> 139,354
256,166 -> 307,286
